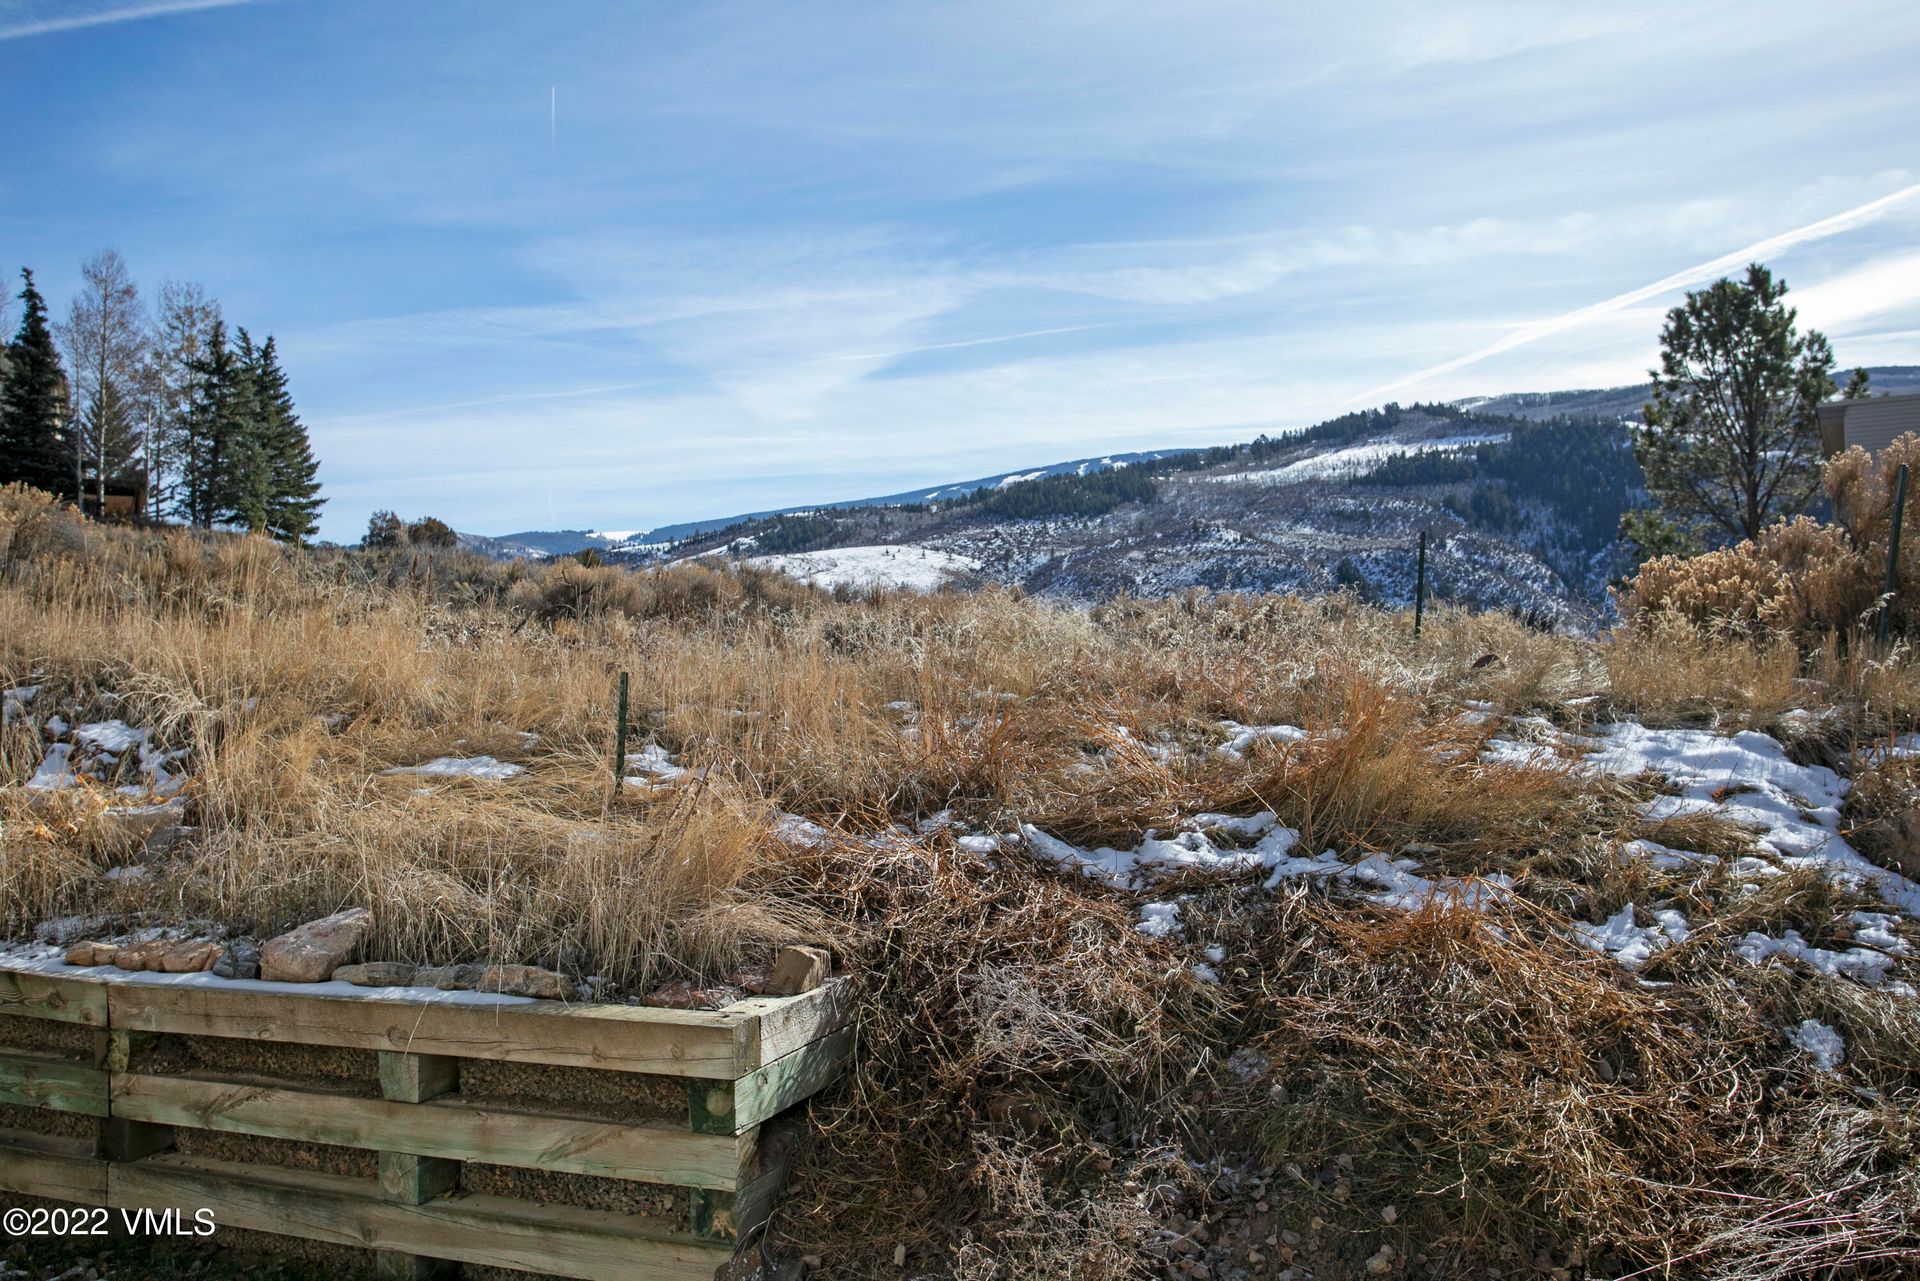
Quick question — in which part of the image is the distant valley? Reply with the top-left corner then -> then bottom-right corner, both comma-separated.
460,368 -> 1920,627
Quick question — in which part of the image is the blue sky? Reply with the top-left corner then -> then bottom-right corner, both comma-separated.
3,0 -> 1919,542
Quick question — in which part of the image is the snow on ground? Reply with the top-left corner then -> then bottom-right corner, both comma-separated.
3,684 -> 39,725
1791,1018 -> 1846,1070
1572,905 -> 1690,970
1216,722 -> 1309,760
624,743 -> 688,786
379,756 -> 525,781
1209,434 -> 1507,486
0,941 -> 539,1007
1580,723 -> 1920,917
1022,821 -> 1301,887
24,718 -> 189,798
747,545 -> 983,592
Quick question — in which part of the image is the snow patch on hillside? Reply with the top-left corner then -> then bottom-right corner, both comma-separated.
1213,434 -> 1507,486
749,545 -> 982,592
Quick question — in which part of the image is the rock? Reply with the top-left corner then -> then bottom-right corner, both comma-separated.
766,945 -> 832,996
477,964 -> 575,1000
64,941 -> 119,967
640,979 -> 704,1008
417,963 -> 483,990
260,907 -> 372,983
142,824 -> 200,855
213,937 -> 260,980
334,961 -> 418,987
158,941 -> 222,973
112,940 -> 169,971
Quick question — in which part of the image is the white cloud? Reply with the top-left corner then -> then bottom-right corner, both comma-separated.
0,0 -> 250,40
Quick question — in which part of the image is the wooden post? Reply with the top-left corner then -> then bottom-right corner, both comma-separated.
1880,464 -> 1909,647
612,670 -> 630,790
1414,529 -> 1427,638
96,1031 -> 172,1162
375,1051 -> 461,1280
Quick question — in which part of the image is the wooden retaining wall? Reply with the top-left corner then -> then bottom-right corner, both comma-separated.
0,966 -> 853,1280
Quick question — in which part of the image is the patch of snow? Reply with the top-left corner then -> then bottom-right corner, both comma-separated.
1580,724 -> 1920,917
624,743 -> 688,783
1023,819 -> 1301,888
1790,1018 -> 1845,1071
380,756 -> 525,781
774,814 -> 831,847
957,833 -> 1003,854
747,545 -> 982,593
1210,434 -> 1507,486
1216,722 -> 1309,761
1137,901 -> 1183,939
1573,905 -> 1690,970
2,684 -> 39,725
1736,930 -> 1894,985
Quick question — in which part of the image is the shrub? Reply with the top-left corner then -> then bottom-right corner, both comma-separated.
1619,434 -> 1920,640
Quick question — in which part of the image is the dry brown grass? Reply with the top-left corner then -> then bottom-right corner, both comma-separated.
1246,893 -> 1920,1279
5,484 -> 1920,1278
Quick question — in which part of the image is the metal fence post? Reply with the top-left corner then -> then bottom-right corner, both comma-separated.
1414,530 -> 1427,638
1880,464 -> 1909,646
613,671 -> 630,790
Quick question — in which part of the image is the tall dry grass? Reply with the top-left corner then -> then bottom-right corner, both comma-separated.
4,484 -> 1919,1277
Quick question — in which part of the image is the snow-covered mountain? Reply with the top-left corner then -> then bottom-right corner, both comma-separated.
460,369 -> 1919,624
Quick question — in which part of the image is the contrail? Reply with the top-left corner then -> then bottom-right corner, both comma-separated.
0,0 -> 250,40
1346,181 -> 1920,406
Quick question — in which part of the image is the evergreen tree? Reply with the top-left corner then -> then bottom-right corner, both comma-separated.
253,336 -> 323,542
0,269 -> 73,496
223,328 -> 274,533
1630,263 -> 1836,548
181,319 -> 244,528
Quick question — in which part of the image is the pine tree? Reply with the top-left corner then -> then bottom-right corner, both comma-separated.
181,319 -> 244,528
222,328 -> 274,533
1629,263 -> 1837,548
253,336 -> 323,542
0,269 -> 73,496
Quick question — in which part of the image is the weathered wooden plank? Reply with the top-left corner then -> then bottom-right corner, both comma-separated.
0,1128 -> 108,1204
379,1050 -> 458,1103
733,978 -> 853,1068
693,1024 -> 853,1136
106,982 -> 743,1078
0,970 -> 108,1026
0,1050 -> 109,1116
109,1152 -> 734,1281
110,1072 -> 750,1188
379,1150 -> 459,1205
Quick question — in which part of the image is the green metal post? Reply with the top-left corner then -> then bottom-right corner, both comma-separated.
1414,530 -> 1427,638
1879,464 -> 1909,646
613,671 -> 629,789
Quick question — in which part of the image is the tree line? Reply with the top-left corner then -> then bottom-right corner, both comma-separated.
0,250 -> 323,542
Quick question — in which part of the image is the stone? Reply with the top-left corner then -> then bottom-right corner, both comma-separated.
142,824 -> 200,855
111,940 -> 169,972
333,961 -> 418,987
417,963 -> 483,990
64,941 -> 119,967
766,945 -> 832,996
260,907 -> 373,983
476,964 -> 575,1000
213,937 -> 260,980
158,941 -> 222,973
